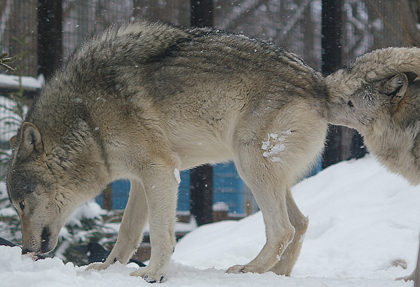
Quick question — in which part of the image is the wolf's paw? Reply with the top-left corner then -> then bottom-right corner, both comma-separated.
226,264 -> 265,274
130,268 -> 165,283
85,262 -> 111,271
393,259 -> 412,281
396,272 -> 414,282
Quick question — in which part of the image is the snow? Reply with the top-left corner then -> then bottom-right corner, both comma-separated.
0,155 -> 419,286
261,130 -> 291,163
213,201 -> 229,212
0,74 -> 44,91
174,168 -> 181,184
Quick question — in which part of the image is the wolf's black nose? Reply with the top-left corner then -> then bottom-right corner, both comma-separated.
41,226 -> 50,252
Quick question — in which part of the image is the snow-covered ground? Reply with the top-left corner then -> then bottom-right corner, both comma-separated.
1,155 -> 419,286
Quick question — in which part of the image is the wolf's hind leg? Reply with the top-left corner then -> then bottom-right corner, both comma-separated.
86,179 -> 148,271
227,141 -> 295,274
269,187 -> 308,276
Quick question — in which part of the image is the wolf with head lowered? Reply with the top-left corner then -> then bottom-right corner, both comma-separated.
7,21 -> 329,283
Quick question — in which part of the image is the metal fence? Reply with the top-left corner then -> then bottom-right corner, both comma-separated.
62,0 -> 190,63
1,0 -> 38,78
1,1 -> 409,78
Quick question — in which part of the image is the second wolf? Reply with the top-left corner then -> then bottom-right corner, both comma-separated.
6,21 -> 329,282
326,47 -> 420,281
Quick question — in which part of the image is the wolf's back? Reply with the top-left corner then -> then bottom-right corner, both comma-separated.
65,20 -> 317,80
70,21 -> 189,65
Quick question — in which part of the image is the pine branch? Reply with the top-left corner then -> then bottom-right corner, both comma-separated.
0,52 -> 17,72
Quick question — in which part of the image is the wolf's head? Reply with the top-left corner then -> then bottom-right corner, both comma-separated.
7,121 -> 107,255
326,47 -> 420,133
7,123 -> 69,254
327,72 -> 417,132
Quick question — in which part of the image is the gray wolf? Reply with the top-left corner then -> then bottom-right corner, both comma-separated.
7,20 -> 329,283
326,47 -> 420,280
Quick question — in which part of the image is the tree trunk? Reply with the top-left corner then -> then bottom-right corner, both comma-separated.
189,0 -> 214,226
37,0 -> 63,80
321,0 -> 344,168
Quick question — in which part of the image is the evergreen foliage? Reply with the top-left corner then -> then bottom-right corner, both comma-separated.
0,43 -> 115,266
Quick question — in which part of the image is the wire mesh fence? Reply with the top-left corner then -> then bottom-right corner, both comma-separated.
0,0 -> 410,77
1,0 -> 38,78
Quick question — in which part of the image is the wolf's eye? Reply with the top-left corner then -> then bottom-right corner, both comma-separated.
19,201 -> 25,211
347,100 -> 354,108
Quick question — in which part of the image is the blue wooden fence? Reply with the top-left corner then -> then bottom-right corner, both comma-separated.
96,159 -> 322,214
96,162 -> 245,214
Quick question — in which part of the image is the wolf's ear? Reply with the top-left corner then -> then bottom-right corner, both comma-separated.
17,122 -> 43,158
9,135 -> 17,149
381,73 -> 408,108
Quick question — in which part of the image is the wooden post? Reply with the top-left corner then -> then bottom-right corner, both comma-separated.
190,164 -> 213,226
191,0 -> 213,27
37,0 -> 63,81
189,0 -> 214,226
102,185 -> 113,211
321,0 -> 343,168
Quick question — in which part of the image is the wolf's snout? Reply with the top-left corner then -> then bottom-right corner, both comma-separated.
21,226 -> 52,255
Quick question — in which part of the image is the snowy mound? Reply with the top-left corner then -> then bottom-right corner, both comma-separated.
0,155 -> 418,286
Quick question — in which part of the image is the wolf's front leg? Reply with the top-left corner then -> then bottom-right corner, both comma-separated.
86,180 -> 148,271
130,167 -> 178,283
